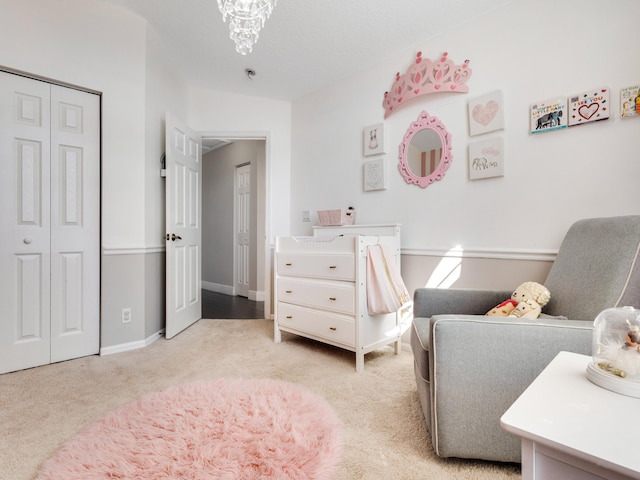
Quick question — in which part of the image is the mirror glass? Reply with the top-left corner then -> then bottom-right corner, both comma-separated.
398,111 -> 452,188
406,128 -> 443,178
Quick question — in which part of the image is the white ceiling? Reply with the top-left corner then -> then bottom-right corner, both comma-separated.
104,0 -> 517,102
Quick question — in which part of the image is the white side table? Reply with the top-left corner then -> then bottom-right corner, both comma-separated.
501,351 -> 640,480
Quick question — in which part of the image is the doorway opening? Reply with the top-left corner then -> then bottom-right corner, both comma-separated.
201,136 -> 267,320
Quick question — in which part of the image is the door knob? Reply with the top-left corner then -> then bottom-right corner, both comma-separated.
171,234 -> 182,241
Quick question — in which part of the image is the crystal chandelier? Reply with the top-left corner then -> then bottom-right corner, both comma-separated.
217,0 -> 278,55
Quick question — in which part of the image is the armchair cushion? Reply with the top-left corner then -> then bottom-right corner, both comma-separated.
425,315 -> 592,462
413,288 -> 512,319
544,216 -> 640,319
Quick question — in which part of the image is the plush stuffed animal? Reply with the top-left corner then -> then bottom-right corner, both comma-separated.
486,281 -> 551,319
486,299 -> 518,316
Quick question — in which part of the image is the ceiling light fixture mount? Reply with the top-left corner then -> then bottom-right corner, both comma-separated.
217,0 -> 278,55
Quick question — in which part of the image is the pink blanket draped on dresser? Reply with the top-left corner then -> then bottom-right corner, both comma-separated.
366,244 -> 410,316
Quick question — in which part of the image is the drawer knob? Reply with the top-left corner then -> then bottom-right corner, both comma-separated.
286,290 -> 292,293
329,327 -> 337,331
329,265 -> 337,269
286,315 -> 293,319
285,263 -> 293,266
329,297 -> 337,301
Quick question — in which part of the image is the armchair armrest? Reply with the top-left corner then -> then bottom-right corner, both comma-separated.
429,314 -> 592,462
413,288 -> 512,319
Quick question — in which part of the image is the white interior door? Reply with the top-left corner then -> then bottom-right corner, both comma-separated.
50,84 -> 100,363
165,113 -> 202,339
0,73 -> 52,374
235,164 -> 250,298
0,71 -> 100,374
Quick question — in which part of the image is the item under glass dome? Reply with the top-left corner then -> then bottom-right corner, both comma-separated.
586,306 -> 640,398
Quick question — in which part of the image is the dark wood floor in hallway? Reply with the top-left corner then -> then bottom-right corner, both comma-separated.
202,290 -> 264,319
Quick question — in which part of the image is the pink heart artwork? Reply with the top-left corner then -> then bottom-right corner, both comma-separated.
578,103 -> 599,120
472,100 -> 499,126
567,87 -> 610,126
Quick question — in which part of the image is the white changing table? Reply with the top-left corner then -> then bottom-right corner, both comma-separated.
273,224 -> 412,372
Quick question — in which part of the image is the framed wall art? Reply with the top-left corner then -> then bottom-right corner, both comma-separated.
568,87 -> 610,126
363,157 -> 387,191
363,123 -> 385,156
530,98 -> 567,134
468,90 -> 504,136
621,84 -> 640,118
468,137 -> 504,180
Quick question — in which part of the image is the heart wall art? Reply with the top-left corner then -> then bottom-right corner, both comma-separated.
468,90 -> 504,136
568,87 -> 610,126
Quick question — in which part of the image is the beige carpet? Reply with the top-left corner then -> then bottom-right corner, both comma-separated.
0,319 -> 520,480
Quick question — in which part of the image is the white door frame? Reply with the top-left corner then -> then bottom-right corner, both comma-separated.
201,132 -> 270,317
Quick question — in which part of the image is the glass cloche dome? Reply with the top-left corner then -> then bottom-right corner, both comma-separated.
586,306 -> 640,397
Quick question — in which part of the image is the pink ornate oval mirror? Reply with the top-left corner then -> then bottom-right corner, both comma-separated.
398,110 -> 452,188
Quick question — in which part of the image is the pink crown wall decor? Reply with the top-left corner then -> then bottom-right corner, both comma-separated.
382,51 -> 472,118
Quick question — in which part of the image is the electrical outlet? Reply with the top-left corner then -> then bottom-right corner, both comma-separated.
121,307 -> 132,324
302,210 -> 311,222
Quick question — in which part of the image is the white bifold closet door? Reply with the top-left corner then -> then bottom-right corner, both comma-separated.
0,71 -> 100,374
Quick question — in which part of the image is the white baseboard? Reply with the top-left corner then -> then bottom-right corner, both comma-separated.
100,330 -> 164,356
249,290 -> 265,302
202,281 -> 234,295
202,281 -> 264,302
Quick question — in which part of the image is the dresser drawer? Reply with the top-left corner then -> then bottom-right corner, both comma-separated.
276,253 -> 355,281
276,303 -> 355,346
277,278 -> 355,315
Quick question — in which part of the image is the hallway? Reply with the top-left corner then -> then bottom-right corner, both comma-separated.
201,291 -> 264,319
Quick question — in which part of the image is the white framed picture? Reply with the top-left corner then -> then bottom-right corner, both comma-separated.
468,90 -> 504,136
363,123 -> 385,156
621,84 -> 640,118
363,157 -> 387,191
468,137 -> 504,180
568,87 -> 610,126
530,97 -> 568,134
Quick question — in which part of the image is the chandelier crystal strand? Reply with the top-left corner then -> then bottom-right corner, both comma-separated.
217,0 -> 278,55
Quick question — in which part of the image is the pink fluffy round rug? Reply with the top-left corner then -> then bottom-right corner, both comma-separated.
35,378 -> 344,480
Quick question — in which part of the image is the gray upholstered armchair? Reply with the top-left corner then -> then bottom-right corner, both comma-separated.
411,216 -> 640,463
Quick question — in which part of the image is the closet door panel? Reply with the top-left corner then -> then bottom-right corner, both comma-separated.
0,72 -> 51,374
50,84 -> 100,363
